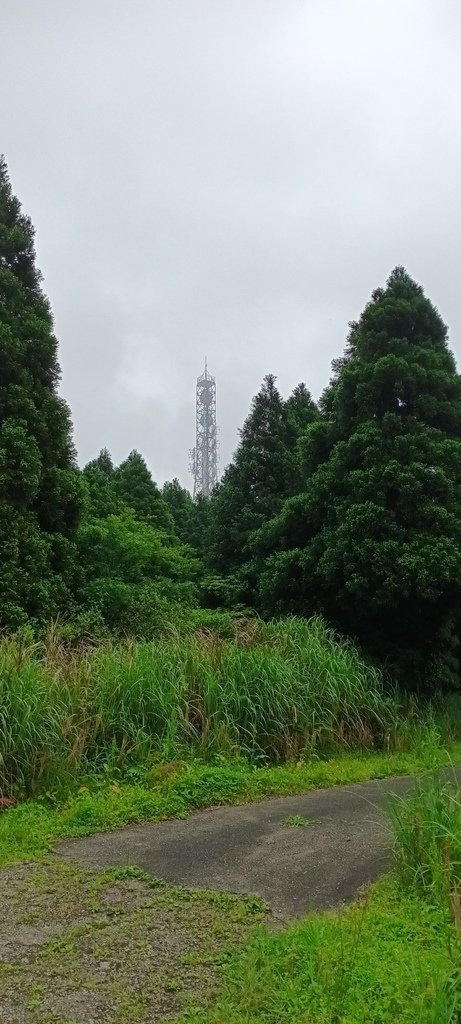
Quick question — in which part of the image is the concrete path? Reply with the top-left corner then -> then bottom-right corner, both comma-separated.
57,772 -> 439,921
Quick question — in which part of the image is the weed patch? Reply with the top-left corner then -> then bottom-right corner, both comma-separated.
282,814 -> 313,827
0,617 -> 442,798
172,877 -> 457,1024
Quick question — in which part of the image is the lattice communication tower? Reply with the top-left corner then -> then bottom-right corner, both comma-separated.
190,360 -> 218,498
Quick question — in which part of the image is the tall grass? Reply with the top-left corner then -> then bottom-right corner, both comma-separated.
0,615 -> 430,797
389,771 -> 461,1020
390,771 -> 461,927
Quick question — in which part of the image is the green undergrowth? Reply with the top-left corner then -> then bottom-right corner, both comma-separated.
0,615 -> 440,799
171,769 -> 461,1023
1,744 -> 460,867
173,876 -> 458,1024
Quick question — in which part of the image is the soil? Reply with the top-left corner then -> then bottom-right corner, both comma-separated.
0,858 -> 266,1023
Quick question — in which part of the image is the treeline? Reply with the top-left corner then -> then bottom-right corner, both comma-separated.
2,157 -> 461,690
206,268 -> 461,693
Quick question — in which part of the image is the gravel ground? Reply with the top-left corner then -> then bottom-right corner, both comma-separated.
0,858 -> 266,1023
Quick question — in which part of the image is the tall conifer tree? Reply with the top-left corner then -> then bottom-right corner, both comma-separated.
83,449 -> 119,519
0,157 -> 82,626
208,375 -> 317,601
161,478 -> 199,546
260,269 -> 461,688
209,376 -> 288,576
284,382 -> 319,491
114,450 -> 173,532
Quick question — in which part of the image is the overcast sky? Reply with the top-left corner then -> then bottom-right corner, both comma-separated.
2,1 -> 461,487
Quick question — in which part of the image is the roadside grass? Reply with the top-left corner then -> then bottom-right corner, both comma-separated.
389,768 -> 461,948
1,743 -> 460,867
1,710 -> 461,1021
0,615 -> 441,800
169,768 -> 461,1024
172,876 -> 457,1024
3,616 -> 461,1019
1,612 -> 459,876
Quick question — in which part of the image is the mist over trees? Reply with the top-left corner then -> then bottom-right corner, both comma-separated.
2,157 -> 461,690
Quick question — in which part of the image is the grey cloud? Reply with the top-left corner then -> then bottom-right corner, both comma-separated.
2,0 -> 461,485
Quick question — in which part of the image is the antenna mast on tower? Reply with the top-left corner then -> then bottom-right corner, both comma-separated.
190,360 -> 218,498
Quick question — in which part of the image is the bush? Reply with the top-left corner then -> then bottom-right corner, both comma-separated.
0,615 -> 406,795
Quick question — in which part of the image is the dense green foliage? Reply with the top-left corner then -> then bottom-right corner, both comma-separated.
76,509 -> 199,636
162,477 -> 198,544
114,449 -> 174,531
77,447 -> 200,637
208,375 -> 318,604
0,616 -> 415,797
0,157 -> 83,629
390,769 -> 461,915
252,269 -> 461,690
